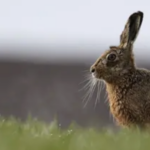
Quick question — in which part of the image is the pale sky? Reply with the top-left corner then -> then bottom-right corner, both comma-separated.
0,0 -> 149,62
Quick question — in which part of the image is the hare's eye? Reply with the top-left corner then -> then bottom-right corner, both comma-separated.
106,53 -> 116,61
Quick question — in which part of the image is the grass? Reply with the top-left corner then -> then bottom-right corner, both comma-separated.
0,117 -> 149,150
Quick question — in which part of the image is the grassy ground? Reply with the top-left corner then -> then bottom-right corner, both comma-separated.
0,117 -> 149,150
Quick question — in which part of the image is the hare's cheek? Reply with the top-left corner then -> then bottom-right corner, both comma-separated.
93,68 -> 105,79
110,68 -> 116,72
102,59 -> 107,65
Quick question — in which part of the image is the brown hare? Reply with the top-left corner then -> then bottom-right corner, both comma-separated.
90,11 -> 150,128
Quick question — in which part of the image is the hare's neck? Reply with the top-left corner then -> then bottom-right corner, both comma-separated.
106,83 -> 125,101
105,82 -> 129,113
105,69 -> 139,101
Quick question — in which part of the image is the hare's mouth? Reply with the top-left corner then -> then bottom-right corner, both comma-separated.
92,73 -> 95,78
91,69 -> 104,80
92,72 -> 100,79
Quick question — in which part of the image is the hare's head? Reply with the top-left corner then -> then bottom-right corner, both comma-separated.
90,11 -> 143,83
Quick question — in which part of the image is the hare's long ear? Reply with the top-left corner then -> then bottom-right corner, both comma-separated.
120,11 -> 143,49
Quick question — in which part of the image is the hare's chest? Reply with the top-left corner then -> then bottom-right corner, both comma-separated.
109,96 -> 143,127
109,99 -> 130,126
106,84 -> 143,126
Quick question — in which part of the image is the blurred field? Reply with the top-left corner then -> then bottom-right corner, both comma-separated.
0,117 -> 149,150
0,59 -> 149,129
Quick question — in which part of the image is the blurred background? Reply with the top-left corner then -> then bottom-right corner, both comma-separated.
0,0 -> 149,129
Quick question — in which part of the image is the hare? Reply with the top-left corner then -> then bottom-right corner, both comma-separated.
90,11 -> 150,128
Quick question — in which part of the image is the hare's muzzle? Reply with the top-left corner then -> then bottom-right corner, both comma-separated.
90,66 -> 98,78
90,66 -> 95,73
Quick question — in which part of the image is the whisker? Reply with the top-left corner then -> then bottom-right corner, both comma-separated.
79,79 -> 92,92
81,69 -> 90,73
79,75 -> 91,85
102,81 -> 105,90
99,81 -> 102,98
102,83 -> 108,104
82,79 -> 97,108
104,92 -> 109,104
94,80 -> 104,108
81,80 -> 93,101
83,74 -> 91,79
94,80 -> 100,108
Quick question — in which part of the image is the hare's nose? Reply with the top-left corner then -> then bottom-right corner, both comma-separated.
90,66 -> 95,73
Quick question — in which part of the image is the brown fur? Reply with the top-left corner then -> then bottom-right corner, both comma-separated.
90,11 -> 150,128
